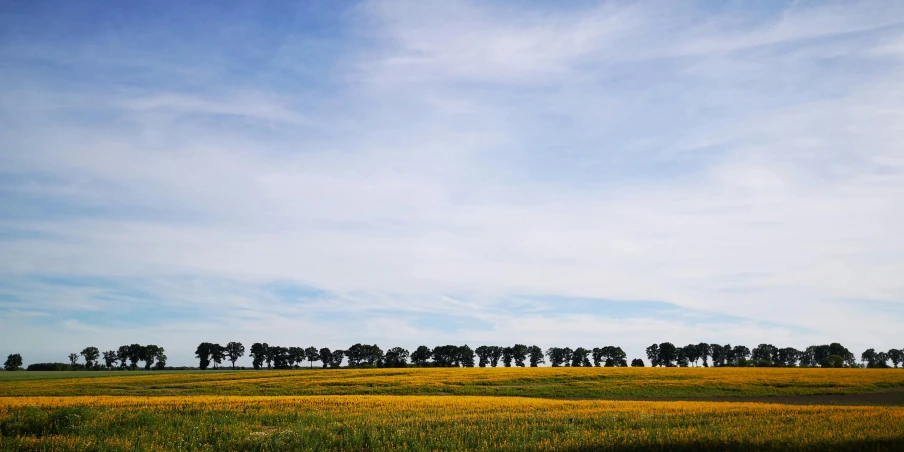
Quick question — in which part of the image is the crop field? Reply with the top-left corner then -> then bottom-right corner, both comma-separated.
2,368 -> 903,450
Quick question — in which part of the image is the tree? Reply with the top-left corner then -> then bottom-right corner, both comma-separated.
601,346 -> 628,367
676,346 -> 689,367
271,346 -> 290,369
752,344 -> 778,366
68,353 -> 79,368
528,345 -> 544,367
645,344 -> 661,367
141,345 -> 162,370
116,345 -> 130,369
250,343 -> 268,370
512,344 -> 528,367
330,349 -> 345,368
263,343 -> 274,369
411,346 -> 432,366
488,346 -> 503,367
288,347 -> 305,368
861,348 -> 878,368
821,355 -> 845,368
457,345 -> 475,367
384,347 -> 410,367
102,350 -> 117,369
127,344 -> 143,369
225,342 -> 245,369
195,342 -> 214,370
711,344 -> 729,367
697,343 -> 711,367
591,348 -> 605,367
4,354 -> 23,371
431,345 -> 458,367
631,358 -> 644,367
777,347 -> 800,367
501,347 -> 514,367
154,350 -> 167,370
81,347 -> 100,369
562,348 -> 574,366
888,349 -> 903,368
318,348 -> 332,369
572,348 -> 591,367
658,342 -> 677,367
475,346 -> 490,367
304,346 -> 319,368
730,345 -> 750,366
545,347 -> 566,367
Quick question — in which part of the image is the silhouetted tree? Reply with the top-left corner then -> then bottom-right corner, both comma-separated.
384,347 -> 410,367
888,349 -> 903,368
545,347 -> 567,367
512,344 -> 528,367
127,344 -> 143,369
697,343 -> 711,367
571,347 -> 591,367
631,358 -> 644,367
411,346 -> 432,366
330,349 -> 345,368
225,342 -> 245,369
4,354 -> 22,371
304,346 -> 319,368
710,344 -> 728,367
68,353 -> 79,368
730,345 -> 750,366
318,348 -> 332,369
501,346 -> 514,367
528,345 -> 544,367
488,346 -> 503,367
102,350 -> 117,369
141,345 -> 163,370
601,346 -> 627,367
645,344 -> 661,367
777,347 -> 800,367
116,345 -> 130,369
457,345 -> 475,367
250,343 -> 268,370
195,342 -> 214,370
861,348 -> 888,368
676,346 -> 689,367
288,347 -> 304,368
432,345 -> 459,367
591,347 -> 605,367
80,347 -> 99,369
658,342 -> 677,367
475,346 -> 490,367
752,344 -> 778,366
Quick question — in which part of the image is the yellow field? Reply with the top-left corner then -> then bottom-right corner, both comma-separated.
3,366 -> 903,398
1,395 -> 903,451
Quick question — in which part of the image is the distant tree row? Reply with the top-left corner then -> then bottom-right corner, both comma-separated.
190,343 -> 632,369
643,342 -> 903,368
59,344 -> 168,371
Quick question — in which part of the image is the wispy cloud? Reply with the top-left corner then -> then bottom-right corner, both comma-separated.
1,0 -> 903,365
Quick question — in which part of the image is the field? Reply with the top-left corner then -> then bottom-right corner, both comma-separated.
2,368 -> 904,450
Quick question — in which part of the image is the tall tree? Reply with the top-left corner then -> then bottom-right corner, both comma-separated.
645,344 -> 661,367
318,348 -> 332,369
710,344 -> 728,367
141,345 -> 162,370
475,346 -> 490,367
861,348 -> 878,367
68,353 -> 79,368
730,345 -> 750,366
696,343 -> 711,367
888,349 -> 903,368
512,344 -> 528,367
528,345 -> 544,367
591,347 -> 605,367
225,342 -> 245,369
752,344 -> 778,366
411,346 -> 432,366
249,343 -> 268,370
4,354 -> 22,371
384,347 -> 410,367
304,346 -> 320,368
116,345 -> 130,369
631,358 -> 645,367
457,345 -> 475,367
545,347 -> 566,367
81,346 -> 100,369
102,350 -> 117,369
288,347 -> 305,368
658,342 -> 677,367
127,344 -> 143,369
488,346 -> 503,367
501,347 -> 514,367
572,347 -> 591,367
330,349 -> 345,368
777,347 -> 800,367
195,342 -> 214,370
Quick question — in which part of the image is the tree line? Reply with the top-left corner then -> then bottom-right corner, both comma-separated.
644,342 -> 904,368
4,342 -> 903,371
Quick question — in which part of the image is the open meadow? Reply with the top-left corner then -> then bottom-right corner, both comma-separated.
2,368 -> 904,450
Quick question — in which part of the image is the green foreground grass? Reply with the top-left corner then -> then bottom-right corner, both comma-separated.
2,367 -> 904,398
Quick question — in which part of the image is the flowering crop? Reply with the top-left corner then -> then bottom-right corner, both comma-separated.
2,367 -> 903,398
1,395 -> 902,451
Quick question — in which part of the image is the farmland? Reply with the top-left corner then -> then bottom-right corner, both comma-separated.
2,368 -> 904,450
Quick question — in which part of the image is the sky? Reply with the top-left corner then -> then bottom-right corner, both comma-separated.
1,0 -> 903,367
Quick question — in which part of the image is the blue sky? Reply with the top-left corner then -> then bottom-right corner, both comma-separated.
2,0 -> 903,366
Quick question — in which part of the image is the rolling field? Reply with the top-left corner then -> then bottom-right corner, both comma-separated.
2,368 -> 904,450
